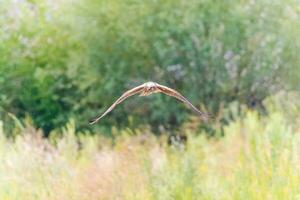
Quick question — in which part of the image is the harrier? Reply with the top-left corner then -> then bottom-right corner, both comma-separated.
89,81 -> 210,124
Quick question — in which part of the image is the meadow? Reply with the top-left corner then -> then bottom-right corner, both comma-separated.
1,93 -> 300,200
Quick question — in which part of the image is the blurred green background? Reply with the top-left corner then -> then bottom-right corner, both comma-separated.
0,0 -> 299,135
2,1 -> 300,199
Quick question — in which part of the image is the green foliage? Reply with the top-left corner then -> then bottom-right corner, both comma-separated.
0,0 -> 299,132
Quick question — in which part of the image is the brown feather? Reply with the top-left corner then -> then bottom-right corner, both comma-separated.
89,84 -> 145,124
157,84 -> 211,121
89,82 -> 211,124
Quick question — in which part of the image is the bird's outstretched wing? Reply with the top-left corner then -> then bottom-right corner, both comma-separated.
157,84 -> 211,121
89,84 -> 145,124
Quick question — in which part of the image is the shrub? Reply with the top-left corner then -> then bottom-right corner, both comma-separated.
0,0 -> 299,133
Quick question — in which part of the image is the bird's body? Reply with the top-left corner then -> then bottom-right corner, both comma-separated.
139,81 -> 159,96
89,81 -> 210,124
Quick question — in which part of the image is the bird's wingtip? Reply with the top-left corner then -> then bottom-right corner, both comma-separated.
89,119 -> 97,125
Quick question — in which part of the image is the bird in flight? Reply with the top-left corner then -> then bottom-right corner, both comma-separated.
89,81 -> 210,124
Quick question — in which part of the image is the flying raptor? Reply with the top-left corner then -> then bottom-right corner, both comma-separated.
89,81 -> 210,124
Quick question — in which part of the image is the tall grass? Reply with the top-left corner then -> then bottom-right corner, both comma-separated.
1,101 -> 300,199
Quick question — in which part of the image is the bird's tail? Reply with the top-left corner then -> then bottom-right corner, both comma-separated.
139,91 -> 147,96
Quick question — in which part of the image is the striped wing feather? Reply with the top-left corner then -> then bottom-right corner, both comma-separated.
157,84 -> 210,121
89,84 -> 145,124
